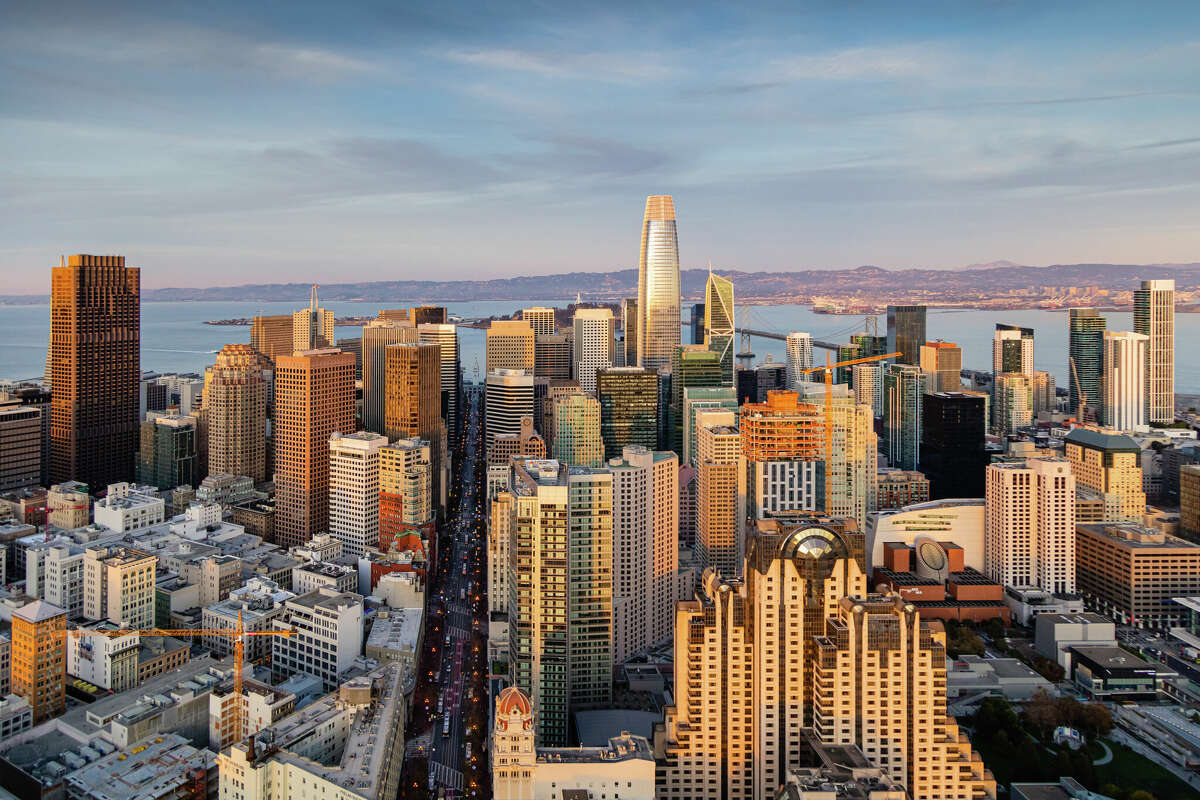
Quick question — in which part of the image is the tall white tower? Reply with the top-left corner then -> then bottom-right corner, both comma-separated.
785,332 -> 813,388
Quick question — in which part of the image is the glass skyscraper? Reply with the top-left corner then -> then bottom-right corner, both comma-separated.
886,305 -> 926,366
883,363 -> 927,470
597,367 -> 659,459
1134,279 -> 1175,423
704,270 -> 735,385
637,195 -> 681,372
1068,308 -> 1106,422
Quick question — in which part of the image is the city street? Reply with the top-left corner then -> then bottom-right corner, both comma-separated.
403,386 -> 489,799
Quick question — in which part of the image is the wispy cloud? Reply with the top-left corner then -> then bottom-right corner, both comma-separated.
771,44 -> 945,81
441,47 -> 671,82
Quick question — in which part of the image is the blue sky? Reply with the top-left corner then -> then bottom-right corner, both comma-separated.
2,0 -> 1200,291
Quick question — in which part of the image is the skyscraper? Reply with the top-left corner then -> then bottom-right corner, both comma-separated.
486,320 -> 536,374
883,364 -> 927,470
417,323 -> 460,442
533,333 -> 572,380
1102,331 -> 1149,431
521,306 -> 556,337
622,297 -> 639,370
0,406 -> 42,491
328,431 -> 387,558
885,305 -> 925,366
704,270 -> 735,384
985,459 -> 1076,592
690,302 -> 706,345
851,362 -> 883,418
379,437 -> 433,552
920,392 -> 988,499
609,446 -> 679,662
204,344 -> 268,482
1068,307 -> 1106,422
361,319 -> 417,434
1134,278 -> 1175,423
572,308 -> 614,395
292,285 -> 335,353
992,324 -> 1034,376
696,422 -> 745,578
549,394 -> 604,468
993,372 -> 1033,435
740,390 -> 824,520
681,386 -> 738,467
137,414 -> 198,490
636,195 -> 681,372
250,314 -> 294,362
49,254 -> 140,489
1033,370 -> 1056,414
596,367 -> 659,459
275,349 -> 355,549
918,340 -> 962,392
785,332 -> 813,389
669,346 -> 723,455
384,341 -> 445,511
507,459 -> 612,746
486,370 -> 535,457
1065,428 -> 1146,523
797,383 -> 878,526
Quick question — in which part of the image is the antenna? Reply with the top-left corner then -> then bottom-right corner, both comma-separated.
310,285 -> 319,311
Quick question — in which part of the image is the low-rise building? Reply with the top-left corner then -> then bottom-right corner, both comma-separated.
865,499 -> 985,575
364,608 -> 423,684
1070,645 -> 1160,700
271,588 -> 364,690
196,473 -> 259,507
871,538 -> 1010,623
1033,612 -> 1118,671
0,694 -> 32,740
945,655 -> 1054,708
47,482 -> 90,531
218,664 -> 406,800
201,578 -> 294,662
209,679 -> 296,751
874,468 -> 931,509
92,482 -> 165,532
1003,586 -> 1085,627
82,545 -> 156,628
292,561 -> 357,594
65,621 -> 139,691
137,635 -> 190,683
63,732 -> 217,800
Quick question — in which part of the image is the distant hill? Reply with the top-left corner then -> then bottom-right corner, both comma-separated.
2,262 -> 1198,304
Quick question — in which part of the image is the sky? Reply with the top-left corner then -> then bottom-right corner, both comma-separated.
2,0 -> 1200,292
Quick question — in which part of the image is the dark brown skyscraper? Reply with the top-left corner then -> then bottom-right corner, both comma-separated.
48,255 -> 140,489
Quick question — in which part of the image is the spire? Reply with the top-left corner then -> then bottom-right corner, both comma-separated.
310,284 -> 319,311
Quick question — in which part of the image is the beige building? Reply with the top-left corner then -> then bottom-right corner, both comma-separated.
696,423 -> 745,579
291,287 -> 335,353
655,516 -> 993,800
361,319 -> 417,434
492,686 -> 656,800
204,343 -> 268,482
488,416 -> 546,467
1134,278 -> 1174,424
549,394 -> 604,468
573,307 -> 615,395
83,545 -> 156,628
522,306 -> 556,336
487,320 -> 536,374
919,341 -> 962,393
984,460 -> 1076,592
328,431 -> 388,557
1076,522 -> 1200,629
275,348 -> 356,549
1182,464 -> 1200,536
1064,428 -> 1146,522
218,664 -> 406,800
993,372 -> 1033,434
47,481 -> 90,530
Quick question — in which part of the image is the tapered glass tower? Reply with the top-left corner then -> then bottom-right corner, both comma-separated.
704,269 -> 735,385
637,195 -> 681,372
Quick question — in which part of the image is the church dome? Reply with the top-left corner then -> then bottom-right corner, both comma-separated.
497,686 -> 532,717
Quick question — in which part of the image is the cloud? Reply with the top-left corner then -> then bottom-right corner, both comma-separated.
771,44 -> 944,81
441,47 -> 671,82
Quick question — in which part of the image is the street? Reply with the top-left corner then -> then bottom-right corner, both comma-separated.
402,386 -> 489,799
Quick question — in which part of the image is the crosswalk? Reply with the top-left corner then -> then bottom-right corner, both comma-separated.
429,759 -> 464,790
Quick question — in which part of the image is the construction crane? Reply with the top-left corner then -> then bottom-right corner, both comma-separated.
64,611 -> 292,743
800,350 -> 901,512
1069,356 -> 1089,423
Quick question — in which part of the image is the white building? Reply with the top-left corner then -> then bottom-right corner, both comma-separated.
572,308 -> 615,395
290,533 -> 344,563
1134,278 -> 1175,424
1102,330 -> 1149,431
608,446 -> 679,662
272,588 -> 365,690
292,561 -> 357,594
328,431 -> 388,557
785,332 -> 813,388
65,621 -> 139,690
364,607 -> 423,681
0,695 -> 32,740
852,362 -> 884,418
25,540 -> 85,618
866,500 -> 985,575
985,460 -> 1076,593
491,686 -> 655,800
486,369 -> 535,455
82,545 -> 156,628
93,482 -> 165,533
209,679 -> 296,751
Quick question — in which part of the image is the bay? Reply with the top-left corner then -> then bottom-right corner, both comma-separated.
2,300 -> 1197,394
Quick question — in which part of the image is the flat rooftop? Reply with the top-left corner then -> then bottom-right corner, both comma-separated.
63,733 -> 213,800
366,609 -> 422,652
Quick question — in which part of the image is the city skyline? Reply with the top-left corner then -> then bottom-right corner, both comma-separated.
5,2 -> 1200,291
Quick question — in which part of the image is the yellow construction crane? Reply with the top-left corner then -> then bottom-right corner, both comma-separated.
800,350 -> 901,511
65,611 -> 292,742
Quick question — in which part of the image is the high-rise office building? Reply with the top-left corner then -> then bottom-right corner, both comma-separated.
886,305 -> 925,366
596,367 -> 659,459
572,308 -> 614,395
850,362 -> 884,418
275,349 -> 355,549
1134,279 -> 1175,423
657,516 -> 993,800
704,271 -> 735,384
985,460 -> 1076,592
1102,331 -> 1148,431
919,340 -> 961,392
534,333 -> 572,380
250,314 -> 294,362
486,370 -> 535,457
417,323 -> 460,442
204,344 -> 268,482
0,385 -> 52,486
696,423 -> 744,578
920,392 -> 988,499
1064,428 -> 1146,523
408,305 -> 447,325
669,346 -> 723,456
12,600 -> 66,723
379,437 -> 433,552
993,372 -> 1033,435
507,459 -> 612,746
992,324 -> 1034,376
549,394 -> 604,468
1033,370 -> 1056,414
292,286 -> 335,353
622,298 -> 639,371
49,254 -> 140,489
609,446 -> 679,662
487,320 -> 536,374
0,407 -> 41,491
522,307 -> 556,337
883,364 -> 927,470
361,320 -> 418,434
384,341 -> 444,511
1076,522 -> 1200,629
784,332 -> 813,389
681,387 -> 738,467
137,414 -> 198,490
328,431 -> 387,558
636,195 -> 681,372
797,383 -> 878,526
690,302 -> 706,345
1068,308 -> 1106,422
740,390 -> 823,519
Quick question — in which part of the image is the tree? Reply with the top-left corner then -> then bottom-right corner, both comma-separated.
1076,702 -> 1112,737
1129,791 -> 1158,800
1032,656 -> 1065,682
1022,687 -> 1062,736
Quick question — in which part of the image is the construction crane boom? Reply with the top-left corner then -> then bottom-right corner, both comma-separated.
799,351 -> 901,512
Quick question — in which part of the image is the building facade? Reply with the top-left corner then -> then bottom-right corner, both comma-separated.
886,305 -> 926,366
361,319 -> 418,434
1133,278 -> 1174,424
12,600 -> 66,723
637,195 -> 681,372
204,344 -> 268,482
984,460 -> 1076,593
883,364 -> 927,470
549,394 -> 604,468
597,367 -> 659,459
1068,307 -> 1106,422
572,308 -> 615,395
487,320 -> 536,374
328,431 -> 387,557
1102,330 -> 1149,431
919,341 -> 962,392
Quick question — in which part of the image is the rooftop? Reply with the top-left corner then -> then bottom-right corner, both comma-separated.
1064,427 -> 1141,453
1078,522 -> 1199,550
64,733 -> 214,800
366,608 -> 422,652
1071,646 -> 1157,672
13,599 -> 66,623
